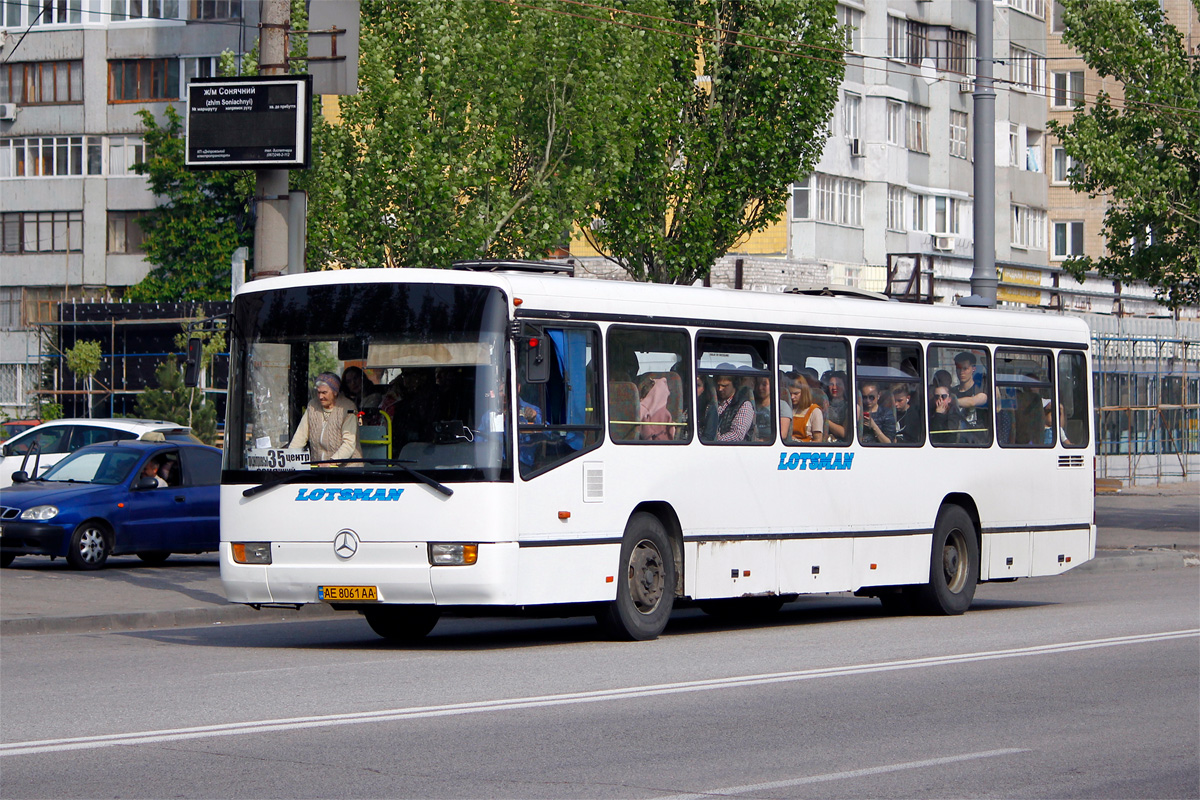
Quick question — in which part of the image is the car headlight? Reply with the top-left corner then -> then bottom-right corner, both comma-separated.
20,505 -> 58,521
429,543 -> 478,566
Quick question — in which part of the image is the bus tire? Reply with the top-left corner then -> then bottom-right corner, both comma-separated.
598,513 -> 675,641
362,605 -> 440,642
914,505 -> 978,615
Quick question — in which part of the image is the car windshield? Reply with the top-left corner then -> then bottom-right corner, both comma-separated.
40,449 -> 141,485
225,281 -> 512,482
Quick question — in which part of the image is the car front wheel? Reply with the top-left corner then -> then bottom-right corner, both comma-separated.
67,521 -> 111,570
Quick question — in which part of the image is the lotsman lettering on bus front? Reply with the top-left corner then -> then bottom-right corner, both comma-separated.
294,488 -> 404,501
776,452 -> 855,471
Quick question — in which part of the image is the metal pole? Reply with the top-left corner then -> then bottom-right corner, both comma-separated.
961,0 -> 997,308
251,0 -> 291,280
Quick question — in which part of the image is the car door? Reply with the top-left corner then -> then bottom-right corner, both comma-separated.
120,450 -> 187,553
169,447 -> 221,552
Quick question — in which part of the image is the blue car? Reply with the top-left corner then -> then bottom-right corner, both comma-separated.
0,440 -> 222,570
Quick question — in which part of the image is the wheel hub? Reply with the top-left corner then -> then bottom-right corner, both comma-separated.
78,530 -> 105,564
628,540 -> 665,614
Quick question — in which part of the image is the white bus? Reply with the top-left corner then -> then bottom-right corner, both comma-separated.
220,262 -> 1095,641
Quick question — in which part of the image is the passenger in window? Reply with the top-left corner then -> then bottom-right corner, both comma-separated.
696,376 -> 719,441
823,370 -> 850,443
858,382 -> 895,444
157,459 -> 174,486
638,376 -> 673,441
288,372 -> 363,464
929,385 -> 962,444
1015,390 -> 1046,445
141,457 -> 167,488
951,352 -> 989,433
340,366 -> 378,409
714,369 -> 755,442
753,376 -> 776,443
778,373 -> 794,442
893,384 -> 921,443
1053,402 -> 1071,445
789,377 -> 825,443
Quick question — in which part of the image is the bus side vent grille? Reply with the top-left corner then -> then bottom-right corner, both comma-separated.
1057,455 -> 1085,469
583,461 -> 604,502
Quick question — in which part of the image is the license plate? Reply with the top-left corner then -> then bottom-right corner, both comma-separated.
318,586 -> 378,602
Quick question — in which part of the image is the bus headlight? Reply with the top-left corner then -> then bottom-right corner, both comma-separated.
232,542 -> 272,564
429,543 -> 478,566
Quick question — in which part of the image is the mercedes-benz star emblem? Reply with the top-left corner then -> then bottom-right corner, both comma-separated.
333,529 -> 359,560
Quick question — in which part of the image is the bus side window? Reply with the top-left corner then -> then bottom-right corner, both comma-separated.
607,325 -> 691,444
517,325 -> 602,478
854,341 -> 923,447
927,345 -> 992,447
1057,351 -> 1090,448
778,335 -> 852,447
996,349 -> 1055,447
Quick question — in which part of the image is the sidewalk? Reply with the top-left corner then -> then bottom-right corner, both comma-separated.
1,484 -> 1195,636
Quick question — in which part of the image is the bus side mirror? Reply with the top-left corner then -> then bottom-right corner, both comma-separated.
184,337 -> 203,387
525,334 -> 550,384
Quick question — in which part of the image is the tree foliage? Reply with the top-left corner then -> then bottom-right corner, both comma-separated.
135,359 -> 218,445
65,340 -> 103,380
305,0 -> 671,269
586,0 -> 844,284
1049,0 -> 1200,309
127,105 -> 255,302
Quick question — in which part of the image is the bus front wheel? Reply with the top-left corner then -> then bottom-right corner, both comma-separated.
598,513 -> 676,641
362,605 -> 440,642
914,505 -> 978,615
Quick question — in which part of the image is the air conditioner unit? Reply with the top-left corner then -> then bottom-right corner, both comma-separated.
0,103 -> 17,121
933,235 -> 955,251
959,79 -> 974,93
849,138 -> 863,157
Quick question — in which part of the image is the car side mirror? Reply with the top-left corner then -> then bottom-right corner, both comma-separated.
10,470 -> 28,484
133,475 -> 159,490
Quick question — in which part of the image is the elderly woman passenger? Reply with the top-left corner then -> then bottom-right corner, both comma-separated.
288,372 -> 362,464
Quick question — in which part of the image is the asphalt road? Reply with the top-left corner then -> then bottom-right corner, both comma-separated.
1,564 -> 1196,799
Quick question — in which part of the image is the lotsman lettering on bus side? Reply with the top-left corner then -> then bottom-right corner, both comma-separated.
294,488 -> 404,501
776,452 -> 854,471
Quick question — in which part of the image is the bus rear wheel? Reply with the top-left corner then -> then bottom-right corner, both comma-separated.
913,505 -> 978,615
598,513 -> 675,641
362,605 -> 440,642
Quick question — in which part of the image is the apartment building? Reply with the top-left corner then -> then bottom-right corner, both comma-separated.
0,0 -> 259,417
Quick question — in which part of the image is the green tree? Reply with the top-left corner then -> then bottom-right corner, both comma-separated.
65,340 -> 104,418
585,0 -> 844,284
1049,0 -> 1200,309
305,0 -> 667,269
135,359 -> 218,445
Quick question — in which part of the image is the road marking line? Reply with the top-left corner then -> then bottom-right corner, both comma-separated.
1,629 -> 1195,758
653,748 -> 1030,800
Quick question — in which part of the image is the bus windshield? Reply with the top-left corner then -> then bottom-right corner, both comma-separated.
224,281 -> 512,483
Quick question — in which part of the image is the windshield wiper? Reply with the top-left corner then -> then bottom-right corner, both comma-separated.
242,459 -> 453,498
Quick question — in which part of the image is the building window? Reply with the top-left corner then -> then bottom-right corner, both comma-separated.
887,16 -> 906,60
1008,45 -> 1044,93
4,0 -> 82,25
815,174 -> 863,227
1051,1 -> 1066,32
182,56 -> 220,82
935,197 -> 963,235
943,30 -> 974,76
837,5 -> 863,53
1052,146 -> 1079,183
1052,71 -> 1084,107
1053,221 -> 1084,259
1025,128 -> 1043,172
886,101 -> 904,145
107,211 -> 149,254
110,0 -> 184,20
1012,205 -> 1047,250
0,211 -> 83,254
911,194 -> 928,232
887,186 -> 905,232
906,104 -> 929,153
791,179 -> 811,220
1009,124 -> 1020,167
1009,0 -> 1046,20
905,20 -> 929,66
108,136 -> 146,176
108,59 -> 180,102
0,60 -> 84,105
949,110 -> 969,159
192,0 -> 243,20
842,92 -> 860,140
0,137 -> 103,178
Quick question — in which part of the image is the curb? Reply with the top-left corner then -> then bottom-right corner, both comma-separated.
0,601 -> 345,637
3,549 -> 1195,637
